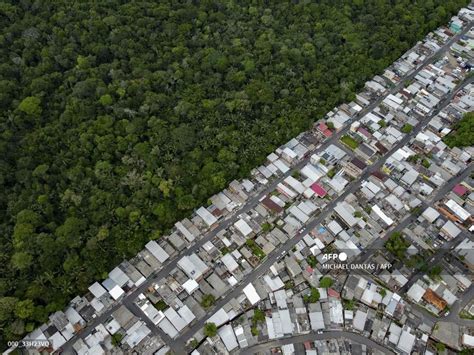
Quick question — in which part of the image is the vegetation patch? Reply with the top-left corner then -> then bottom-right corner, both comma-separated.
340,135 -> 360,149
443,112 -> 474,148
246,239 -> 266,260
0,0 -> 468,345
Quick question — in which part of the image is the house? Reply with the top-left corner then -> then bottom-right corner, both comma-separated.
261,196 -> 284,214
309,183 -> 326,198
218,324 -> 238,352
234,219 -> 253,237
334,202 -> 358,227
407,283 -> 426,303
422,288 -> 447,311
397,329 -> 416,354
344,157 -> 367,178
177,254 -> 209,280
353,310 -> 368,332
196,207 -> 218,227
243,283 -> 261,305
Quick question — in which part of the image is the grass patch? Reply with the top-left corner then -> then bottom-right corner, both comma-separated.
154,299 -> 168,311
340,135 -> 359,149
246,239 -> 266,260
460,310 -> 474,320
401,123 -> 413,134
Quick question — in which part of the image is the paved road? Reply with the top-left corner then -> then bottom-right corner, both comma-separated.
172,76 -> 474,352
354,162 -> 474,268
239,331 -> 396,355
445,284 -> 474,324
400,229 -> 473,294
58,22 -> 473,355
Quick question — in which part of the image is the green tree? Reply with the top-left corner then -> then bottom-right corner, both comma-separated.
99,94 -> 113,106
111,333 -> 123,346
303,287 -> 321,303
11,252 -> 33,270
319,277 -> 333,288
201,294 -> 216,309
15,300 -> 35,319
443,112 -> 474,148
401,123 -> 413,134
18,96 -> 42,116
204,322 -> 217,337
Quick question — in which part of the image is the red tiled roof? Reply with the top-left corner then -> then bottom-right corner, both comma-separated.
357,127 -> 372,138
327,288 -> 340,299
318,122 -> 328,131
371,170 -> 388,181
323,129 -> 333,137
261,197 -> 284,213
453,184 -> 468,197
423,288 -> 447,311
310,183 -> 327,197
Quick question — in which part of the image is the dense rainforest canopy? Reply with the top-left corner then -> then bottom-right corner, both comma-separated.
0,0 -> 468,344
443,112 -> 474,148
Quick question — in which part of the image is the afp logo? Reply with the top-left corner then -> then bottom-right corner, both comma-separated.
322,252 -> 348,261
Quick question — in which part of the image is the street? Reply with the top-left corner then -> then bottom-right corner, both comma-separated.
58,22 -> 474,355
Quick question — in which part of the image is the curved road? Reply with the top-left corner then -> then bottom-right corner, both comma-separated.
239,331 -> 395,355
58,21 -> 473,355
174,71 -> 474,353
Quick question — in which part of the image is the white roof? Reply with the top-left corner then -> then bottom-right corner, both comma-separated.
273,159 -> 290,173
422,207 -> 440,223
208,308 -> 230,327
327,220 -> 343,235
109,267 -> 130,287
164,308 -> 187,332
109,285 -> 125,300
234,219 -> 253,237
227,276 -> 238,286
284,176 -> 305,194
123,321 -> 151,348
353,310 -> 368,331
175,221 -> 195,242
329,299 -> 343,324
158,318 -> 178,338
221,253 -> 239,272
300,164 -> 324,182
279,309 -> 294,334
441,220 -> 461,238
89,282 -> 107,298
309,311 -> 325,330
178,305 -> 195,324
182,279 -> 199,294
446,199 -> 470,221
243,283 -> 261,305
334,202 -> 358,227
282,147 -> 297,160
277,183 -> 297,198
65,307 -> 84,325
264,275 -> 284,292
196,206 -> 218,227
267,152 -> 278,162
288,205 -> 309,223
397,330 -> 416,354
407,283 -> 425,302
372,205 -> 394,226
219,325 -> 238,351
145,240 -> 170,263
49,332 -> 67,351
401,169 -> 419,186
177,254 -> 209,280
462,334 -> 474,347
388,323 -> 402,344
